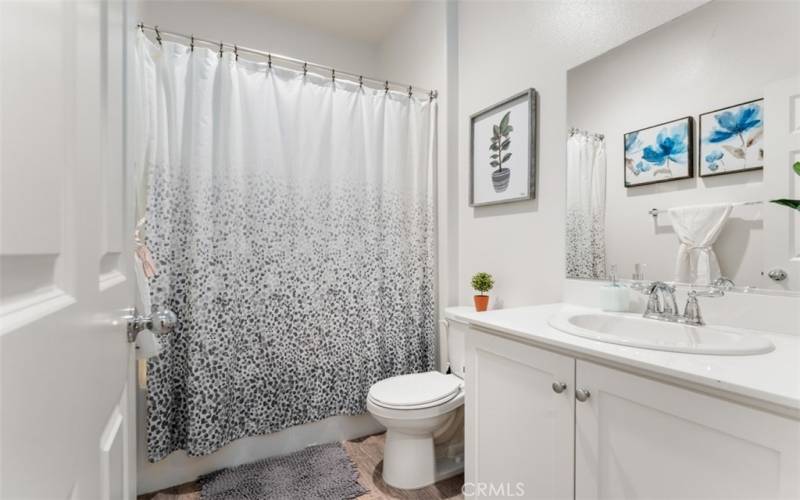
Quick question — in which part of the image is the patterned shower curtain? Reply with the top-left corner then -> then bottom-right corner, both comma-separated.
134,33 -> 437,461
566,132 -> 607,279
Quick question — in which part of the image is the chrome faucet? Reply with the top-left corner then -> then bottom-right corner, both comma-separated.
643,281 -> 680,321
637,277 -> 735,326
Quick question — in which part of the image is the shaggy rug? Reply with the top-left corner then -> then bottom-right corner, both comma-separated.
197,442 -> 367,500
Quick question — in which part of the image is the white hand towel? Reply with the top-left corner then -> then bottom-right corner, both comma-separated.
668,203 -> 733,285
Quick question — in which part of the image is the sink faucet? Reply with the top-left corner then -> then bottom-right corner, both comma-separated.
643,281 -> 679,321
638,277 -> 735,326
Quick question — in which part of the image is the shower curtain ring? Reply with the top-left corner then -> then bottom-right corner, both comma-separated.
190,35 -> 194,52
331,68 -> 335,82
358,76 -> 363,87
137,22 -> 144,33
268,54 -> 272,69
154,25 -> 162,46
385,81 -> 389,93
408,86 -> 413,98
234,45 -> 239,61
303,62 -> 308,76
218,42 -> 223,58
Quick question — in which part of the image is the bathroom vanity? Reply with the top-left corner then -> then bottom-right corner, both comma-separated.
447,304 -> 800,499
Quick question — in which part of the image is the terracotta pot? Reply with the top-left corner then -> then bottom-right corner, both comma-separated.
473,295 -> 489,312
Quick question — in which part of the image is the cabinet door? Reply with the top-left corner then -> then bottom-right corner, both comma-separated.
465,328 -> 575,499
575,360 -> 800,499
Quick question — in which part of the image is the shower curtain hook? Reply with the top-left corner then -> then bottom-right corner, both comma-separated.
154,25 -> 162,47
429,90 -> 435,101
137,22 -> 144,33
190,35 -> 194,52
384,81 -> 389,94
218,42 -> 223,58
268,53 -> 272,69
331,68 -> 335,82
303,62 -> 308,76
234,45 -> 239,61
358,75 -> 363,88
408,86 -> 413,98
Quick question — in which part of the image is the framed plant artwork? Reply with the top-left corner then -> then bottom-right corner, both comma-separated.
623,116 -> 693,187
699,98 -> 763,177
469,89 -> 537,206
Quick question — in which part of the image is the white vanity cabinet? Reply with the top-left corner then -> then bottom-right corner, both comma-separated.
465,327 -> 800,499
464,328 -> 575,500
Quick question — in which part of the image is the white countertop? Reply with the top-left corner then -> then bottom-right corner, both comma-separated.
446,303 -> 800,416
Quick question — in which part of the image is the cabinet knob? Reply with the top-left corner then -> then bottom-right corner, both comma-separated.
575,388 -> 591,402
552,382 -> 567,394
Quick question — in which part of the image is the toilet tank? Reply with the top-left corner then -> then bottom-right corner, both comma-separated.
442,317 -> 469,379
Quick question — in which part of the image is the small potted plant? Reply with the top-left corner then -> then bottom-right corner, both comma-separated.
471,272 -> 494,312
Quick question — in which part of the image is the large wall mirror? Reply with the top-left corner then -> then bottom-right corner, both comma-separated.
566,0 -> 800,295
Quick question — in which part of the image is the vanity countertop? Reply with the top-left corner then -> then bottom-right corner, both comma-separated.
446,303 -> 800,417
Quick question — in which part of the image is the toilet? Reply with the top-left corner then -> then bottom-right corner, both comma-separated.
366,317 -> 467,490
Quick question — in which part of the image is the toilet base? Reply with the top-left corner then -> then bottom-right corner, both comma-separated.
383,429 -> 435,489
382,429 -> 465,490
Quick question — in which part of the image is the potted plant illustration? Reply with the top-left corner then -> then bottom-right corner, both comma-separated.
771,161 -> 800,211
471,272 -> 494,312
489,111 -> 513,192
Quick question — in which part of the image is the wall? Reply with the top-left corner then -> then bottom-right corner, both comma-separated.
140,1 -> 379,74
568,1 -> 800,289
457,0 -> 707,308
136,1 -> 389,493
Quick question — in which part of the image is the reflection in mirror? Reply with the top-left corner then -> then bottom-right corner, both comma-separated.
566,0 -> 800,294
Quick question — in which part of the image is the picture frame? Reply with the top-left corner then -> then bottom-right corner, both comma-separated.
623,116 -> 694,187
699,98 -> 763,177
469,89 -> 537,207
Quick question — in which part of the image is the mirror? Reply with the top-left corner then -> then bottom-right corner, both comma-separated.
566,0 -> 800,294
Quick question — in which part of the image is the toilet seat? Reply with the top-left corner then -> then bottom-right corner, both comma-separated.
368,371 -> 463,410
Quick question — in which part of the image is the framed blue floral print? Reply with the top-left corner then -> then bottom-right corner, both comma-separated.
699,98 -> 763,177
623,116 -> 694,187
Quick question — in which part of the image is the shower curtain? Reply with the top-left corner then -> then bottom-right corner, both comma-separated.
566,132 -> 607,279
134,34 -> 437,461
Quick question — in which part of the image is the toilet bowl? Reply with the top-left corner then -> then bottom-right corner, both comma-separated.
366,316 -> 468,490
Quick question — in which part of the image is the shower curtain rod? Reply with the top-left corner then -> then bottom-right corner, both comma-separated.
138,23 -> 438,99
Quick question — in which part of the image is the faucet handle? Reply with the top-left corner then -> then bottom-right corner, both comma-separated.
711,276 -> 735,291
683,291 -> 704,325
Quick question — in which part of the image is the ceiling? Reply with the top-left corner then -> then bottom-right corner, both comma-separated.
238,0 -> 414,44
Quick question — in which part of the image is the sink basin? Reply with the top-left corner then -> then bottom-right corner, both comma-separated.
548,311 -> 774,355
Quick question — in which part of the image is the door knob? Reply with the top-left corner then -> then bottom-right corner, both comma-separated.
575,388 -> 591,402
126,307 -> 177,342
552,382 -> 567,394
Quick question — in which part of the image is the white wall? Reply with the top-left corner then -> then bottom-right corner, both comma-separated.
457,0 -> 707,308
568,0 -> 800,289
140,0 -> 380,74
136,1 -> 389,493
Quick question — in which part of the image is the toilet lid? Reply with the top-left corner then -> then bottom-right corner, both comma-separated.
368,371 -> 462,409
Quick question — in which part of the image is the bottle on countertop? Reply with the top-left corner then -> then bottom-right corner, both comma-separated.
600,265 -> 629,312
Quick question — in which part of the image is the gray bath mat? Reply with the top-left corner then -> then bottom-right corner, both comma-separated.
197,442 -> 367,500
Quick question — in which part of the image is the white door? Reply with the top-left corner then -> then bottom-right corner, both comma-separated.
465,329 -> 574,500
575,360 -> 800,499
763,75 -> 800,291
0,1 -> 138,498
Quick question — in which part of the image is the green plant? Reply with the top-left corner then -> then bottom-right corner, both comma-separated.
471,272 -> 494,295
489,111 -> 513,173
770,161 -> 800,211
